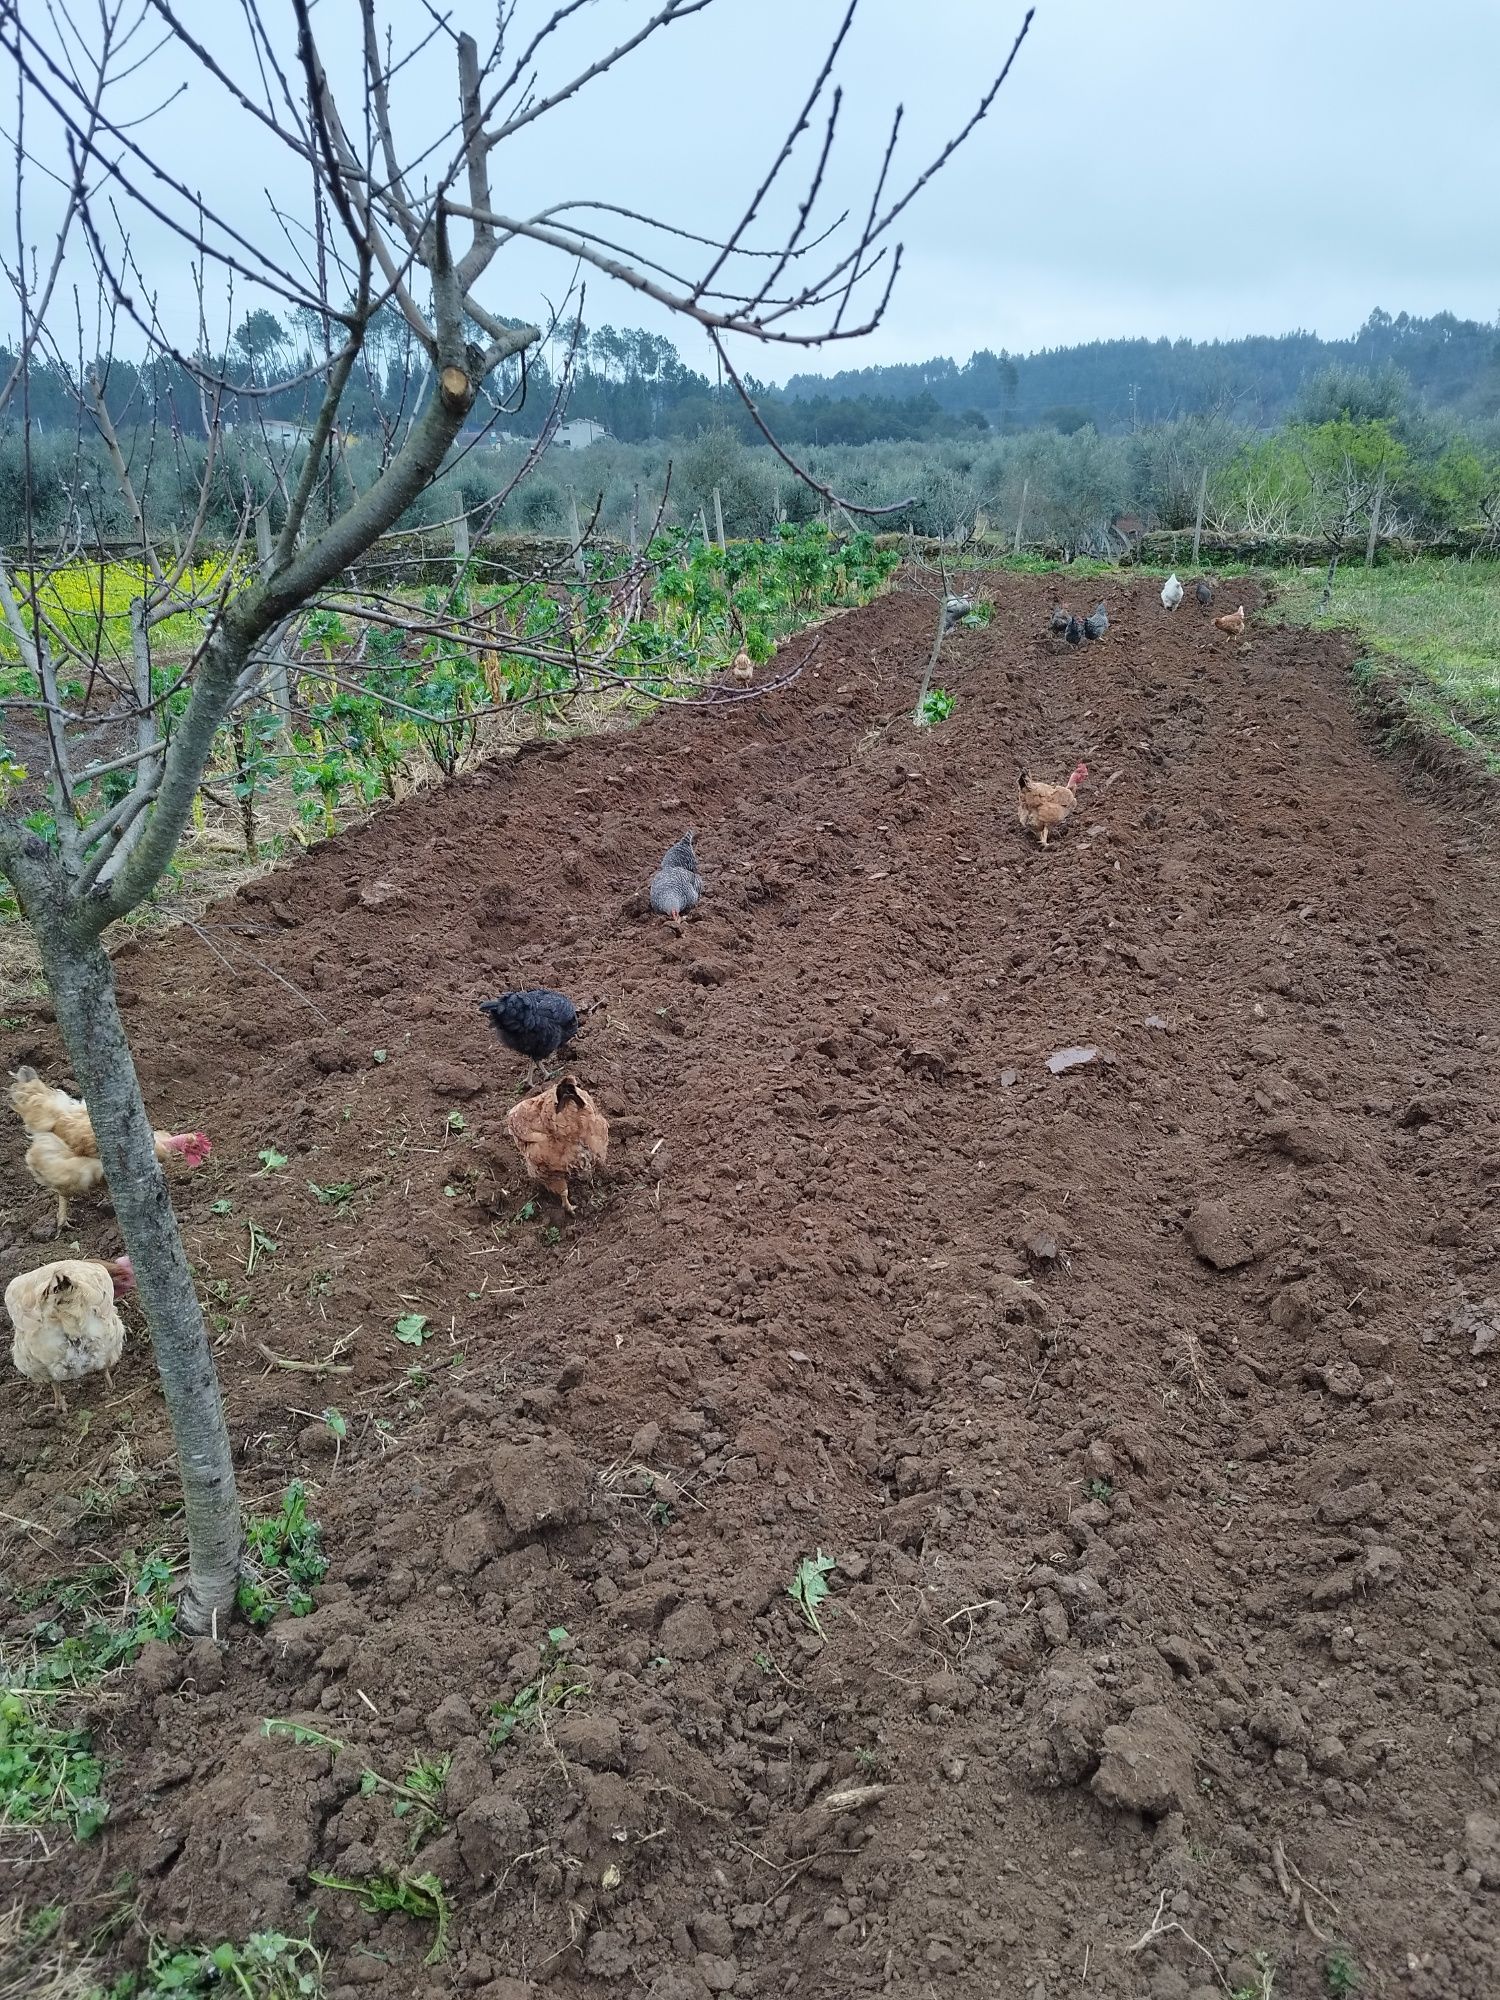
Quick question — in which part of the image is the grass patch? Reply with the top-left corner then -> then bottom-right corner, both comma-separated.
1269,557 -> 1500,771
2,1555 -> 180,1844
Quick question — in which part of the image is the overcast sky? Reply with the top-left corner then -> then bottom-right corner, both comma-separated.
10,0 -> 1498,381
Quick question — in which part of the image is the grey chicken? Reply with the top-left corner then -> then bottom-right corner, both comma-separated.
1049,602 -> 1070,635
1195,578 -> 1214,608
479,988 -> 580,1081
942,595 -> 972,632
1083,602 -> 1109,641
649,831 -> 704,931
1064,613 -> 1085,649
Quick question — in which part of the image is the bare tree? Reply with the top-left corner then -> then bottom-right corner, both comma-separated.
0,0 -> 1034,1631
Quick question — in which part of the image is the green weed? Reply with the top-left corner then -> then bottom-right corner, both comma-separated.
1324,1948 -> 1361,1997
490,1628 -> 588,1747
916,686 -> 955,727
308,1870 -> 449,1965
92,1929 -> 327,1998
788,1551 -> 837,1636
237,1483 -> 328,1625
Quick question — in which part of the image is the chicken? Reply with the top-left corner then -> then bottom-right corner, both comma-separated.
1214,604 -> 1247,637
1017,762 -> 1089,847
1195,578 -> 1214,608
942,595 -> 972,632
649,831 -> 704,931
732,649 -> 754,684
1084,602 -> 1109,641
9,1067 -> 211,1235
504,1074 -> 609,1215
479,990 -> 579,1082
1160,573 -> 1184,611
7,1255 -> 134,1412
1049,602 -> 1071,635
1064,614 -> 1085,649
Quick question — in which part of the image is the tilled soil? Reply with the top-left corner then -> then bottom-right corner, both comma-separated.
4,573 -> 1500,2000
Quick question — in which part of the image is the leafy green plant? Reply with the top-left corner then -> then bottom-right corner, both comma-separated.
95,1930 -> 327,1998
1085,1477 -> 1113,1503
238,1483 -> 328,1625
490,1628 -> 588,1746
244,1221 -> 278,1275
256,1147 -> 289,1174
916,686 -> 955,727
308,1871 -> 450,1964
0,1690 -> 108,1838
1324,1949 -> 1361,1997
394,1313 -> 430,1346
788,1551 -> 837,1635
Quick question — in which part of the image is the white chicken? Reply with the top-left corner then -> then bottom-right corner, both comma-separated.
1161,573 -> 1184,610
7,1255 -> 134,1411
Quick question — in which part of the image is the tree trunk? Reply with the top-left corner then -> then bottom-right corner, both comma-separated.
24,870 -> 241,1634
1191,466 -> 1209,567
1012,478 -> 1027,555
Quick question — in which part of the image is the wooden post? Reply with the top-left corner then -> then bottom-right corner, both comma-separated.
1012,478 -> 1028,555
566,486 -> 587,579
629,483 -> 640,559
1191,466 -> 1208,568
698,507 -> 710,546
1365,467 -> 1386,568
452,510 -> 470,571
712,486 -> 727,552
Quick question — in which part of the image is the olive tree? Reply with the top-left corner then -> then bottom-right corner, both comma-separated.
0,0 -> 1034,1631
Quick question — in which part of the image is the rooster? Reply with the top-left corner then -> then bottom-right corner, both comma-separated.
1214,604 -> 1246,637
8,1068 -> 210,1235
1017,763 -> 1089,847
505,1073 -> 609,1214
7,1255 -> 134,1411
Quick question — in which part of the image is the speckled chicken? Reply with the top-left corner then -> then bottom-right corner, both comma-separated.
7,1255 -> 134,1411
1017,762 -> 1089,847
8,1067 -> 211,1234
649,831 -> 704,931
504,1074 -> 609,1214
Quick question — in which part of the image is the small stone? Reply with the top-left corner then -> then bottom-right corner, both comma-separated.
1361,1545 -> 1404,1589
1185,1201 -> 1255,1271
1316,1480 -> 1383,1527
695,1954 -> 739,1993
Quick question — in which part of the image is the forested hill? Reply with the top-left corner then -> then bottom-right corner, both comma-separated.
778,311 -> 1500,432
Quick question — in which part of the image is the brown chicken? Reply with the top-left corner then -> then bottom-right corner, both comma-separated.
9,1067 -> 211,1234
1214,604 -> 1246,637
504,1073 -> 610,1214
1017,762 -> 1089,846
732,649 -> 754,683
7,1255 -> 134,1411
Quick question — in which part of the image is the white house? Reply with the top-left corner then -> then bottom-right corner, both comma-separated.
553,418 -> 609,449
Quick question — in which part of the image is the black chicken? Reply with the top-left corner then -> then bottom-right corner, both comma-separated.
1049,602 -> 1070,635
479,989 -> 580,1078
1195,578 -> 1214,608
1064,613 -> 1086,648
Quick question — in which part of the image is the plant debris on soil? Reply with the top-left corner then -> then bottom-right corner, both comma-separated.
3,573 -> 1499,1999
